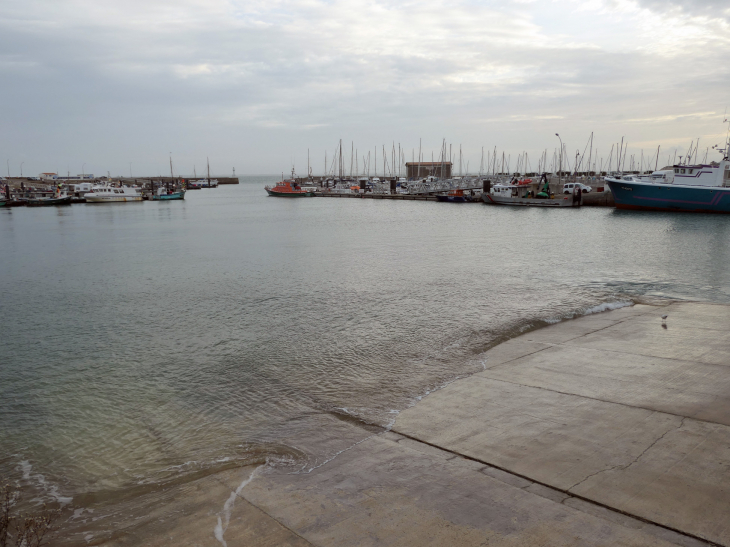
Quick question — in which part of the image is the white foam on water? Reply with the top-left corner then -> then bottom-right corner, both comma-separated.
214,465 -> 261,547
542,300 -> 634,324
18,460 -> 72,505
582,300 -> 634,315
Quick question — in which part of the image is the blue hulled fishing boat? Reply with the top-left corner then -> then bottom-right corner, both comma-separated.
606,158 -> 730,214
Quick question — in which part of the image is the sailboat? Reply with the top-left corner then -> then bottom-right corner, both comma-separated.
190,157 -> 218,188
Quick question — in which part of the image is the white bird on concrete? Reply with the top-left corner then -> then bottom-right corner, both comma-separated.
661,314 -> 668,323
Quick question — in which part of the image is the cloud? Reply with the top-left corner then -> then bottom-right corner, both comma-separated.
0,0 -> 728,175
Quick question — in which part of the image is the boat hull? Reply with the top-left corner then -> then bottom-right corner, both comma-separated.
26,196 -> 73,207
85,196 -> 143,203
266,189 -> 315,197
483,194 -> 579,207
436,196 -> 468,202
153,191 -> 185,201
5,199 -> 28,207
606,179 -> 730,214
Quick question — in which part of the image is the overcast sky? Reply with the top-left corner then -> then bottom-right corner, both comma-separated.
1,0 -> 729,177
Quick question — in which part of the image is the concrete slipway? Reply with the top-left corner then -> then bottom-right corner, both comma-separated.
105,302 -> 730,547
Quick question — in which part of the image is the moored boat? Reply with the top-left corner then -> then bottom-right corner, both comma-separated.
265,171 -> 315,197
26,184 -> 73,206
605,159 -> 730,213
436,188 -> 468,202
84,184 -> 143,203
266,180 -> 315,197
483,175 -> 581,208
26,195 -> 73,206
152,187 -> 185,200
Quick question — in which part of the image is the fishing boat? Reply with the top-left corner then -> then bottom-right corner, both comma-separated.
26,184 -> 73,207
605,160 -> 730,213
153,186 -> 185,201
436,188 -> 468,202
85,184 -> 143,203
483,176 -> 581,208
265,170 -> 315,197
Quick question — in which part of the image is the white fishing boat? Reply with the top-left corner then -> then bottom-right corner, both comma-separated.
85,185 -> 143,203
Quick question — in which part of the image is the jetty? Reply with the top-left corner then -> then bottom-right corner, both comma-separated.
105,301 -> 730,546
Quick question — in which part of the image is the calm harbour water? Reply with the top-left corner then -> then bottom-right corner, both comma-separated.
1,177 -> 730,543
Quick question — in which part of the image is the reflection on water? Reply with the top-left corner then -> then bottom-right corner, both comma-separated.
1,178 -> 729,542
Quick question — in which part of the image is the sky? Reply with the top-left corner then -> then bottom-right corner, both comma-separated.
1,0 -> 729,177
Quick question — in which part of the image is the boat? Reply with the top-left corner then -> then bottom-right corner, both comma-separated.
26,184 -> 73,207
605,160 -> 730,213
189,178 -> 218,188
153,186 -> 185,200
85,184 -> 143,203
199,158 -> 218,188
4,199 -> 28,207
483,176 -> 581,207
436,188 -> 468,202
265,170 -> 316,197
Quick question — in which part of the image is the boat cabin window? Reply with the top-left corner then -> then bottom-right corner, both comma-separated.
681,169 -> 686,174
674,168 -> 679,173
689,169 -> 694,174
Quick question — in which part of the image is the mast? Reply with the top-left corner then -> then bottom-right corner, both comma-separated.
587,132 -> 593,174
207,157 -> 210,183
618,137 -> 624,173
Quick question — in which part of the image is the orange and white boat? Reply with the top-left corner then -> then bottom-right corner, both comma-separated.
265,170 -> 316,197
